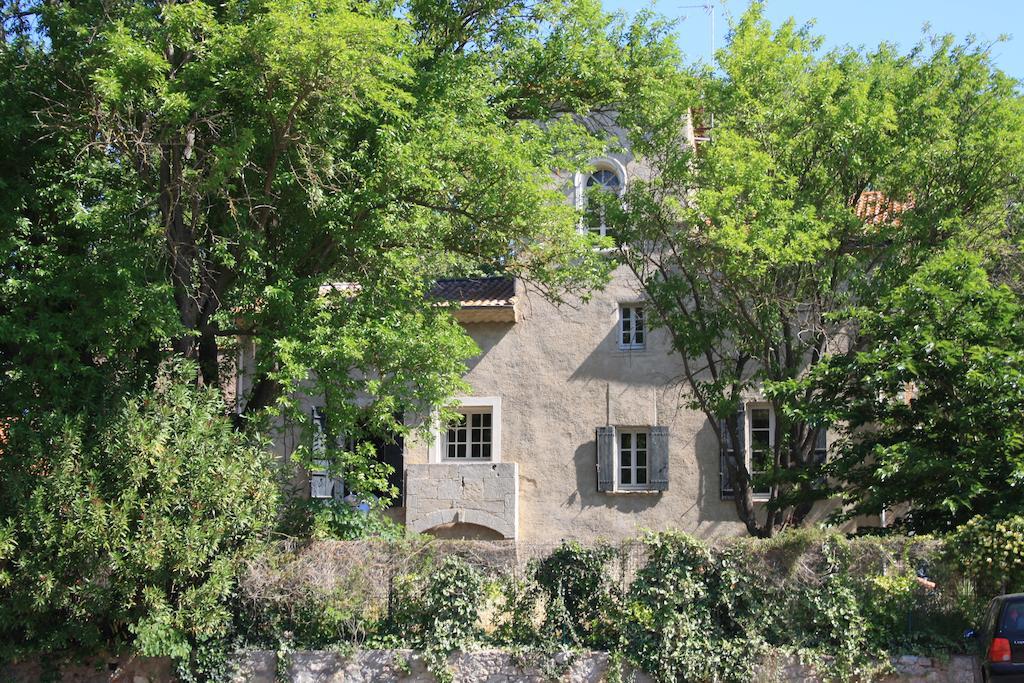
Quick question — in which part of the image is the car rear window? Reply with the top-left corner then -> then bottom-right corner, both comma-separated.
1002,600 -> 1024,636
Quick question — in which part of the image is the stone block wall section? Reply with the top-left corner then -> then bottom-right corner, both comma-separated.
4,650 -> 983,682
405,462 -> 518,539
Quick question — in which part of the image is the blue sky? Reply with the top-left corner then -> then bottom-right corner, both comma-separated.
601,0 -> 1024,81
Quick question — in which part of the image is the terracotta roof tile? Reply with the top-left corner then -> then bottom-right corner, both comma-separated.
854,191 -> 911,225
430,277 -> 516,307
318,282 -> 361,296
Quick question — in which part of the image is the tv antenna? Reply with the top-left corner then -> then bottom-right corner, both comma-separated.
680,4 -> 716,60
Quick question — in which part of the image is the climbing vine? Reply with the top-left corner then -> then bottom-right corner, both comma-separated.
190,531 -> 985,681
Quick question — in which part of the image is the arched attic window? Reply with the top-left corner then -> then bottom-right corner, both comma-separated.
581,164 -> 624,238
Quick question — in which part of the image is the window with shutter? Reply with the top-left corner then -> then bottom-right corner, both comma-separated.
310,464 -> 333,499
598,426 -> 668,493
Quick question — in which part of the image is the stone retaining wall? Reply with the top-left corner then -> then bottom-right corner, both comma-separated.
4,650 -> 981,682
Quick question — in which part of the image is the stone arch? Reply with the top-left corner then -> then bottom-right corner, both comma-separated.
407,507 -> 515,540
423,522 -> 506,541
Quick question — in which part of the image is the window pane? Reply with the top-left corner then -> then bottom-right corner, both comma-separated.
637,432 -> 647,449
445,408 -> 495,460
752,450 -> 770,471
752,409 -> 770,429
621,432 -> 632,449
636,467 -> 647,484
587,169 -> 621,192
636,451 -> 646,468
621,467 -> 632,485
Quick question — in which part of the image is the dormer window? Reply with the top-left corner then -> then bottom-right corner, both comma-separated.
584,167 -> 623,237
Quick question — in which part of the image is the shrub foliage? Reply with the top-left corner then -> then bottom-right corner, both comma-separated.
226,529 -> 1000,683
0,371 -> 278,665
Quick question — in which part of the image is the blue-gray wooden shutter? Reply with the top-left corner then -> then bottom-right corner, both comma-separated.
596,426 -> 616,492
310,407 -> 332,499
814,428 -> 828,464
649,426 -> 669,491
720,406 -> 744,499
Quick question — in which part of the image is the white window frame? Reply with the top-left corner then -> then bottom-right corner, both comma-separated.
616,427 -> 650,491
431,396 -> 502,463
746,403 -> 774,501
618,305 -> 646,350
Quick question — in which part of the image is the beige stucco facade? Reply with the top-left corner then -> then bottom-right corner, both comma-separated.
402,265 -> 752,543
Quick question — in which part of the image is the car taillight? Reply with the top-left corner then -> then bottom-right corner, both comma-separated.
989,637 -> 1012,662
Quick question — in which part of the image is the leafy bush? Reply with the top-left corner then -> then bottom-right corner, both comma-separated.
622,532 -> 759,683
860,572 -> 923,649
0,369 -> 278,667
946,515 -> 1024,596
532,540 -> 618,647
278,495 -> 405,541
388,555 -> 486,682
490,573 -> 546,647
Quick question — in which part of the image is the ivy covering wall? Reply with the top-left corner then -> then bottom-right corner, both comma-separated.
227,527 -> 1009,683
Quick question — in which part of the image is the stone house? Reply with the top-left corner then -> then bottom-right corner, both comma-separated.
251,119 -> 876,544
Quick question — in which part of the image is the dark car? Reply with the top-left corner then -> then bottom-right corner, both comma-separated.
967,593 -> 1024,681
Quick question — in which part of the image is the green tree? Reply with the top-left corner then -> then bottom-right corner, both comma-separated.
0,366 -> 279,663
796,253 -> 1024,533
0,0 -> 679,445
614,4 -> 1024,535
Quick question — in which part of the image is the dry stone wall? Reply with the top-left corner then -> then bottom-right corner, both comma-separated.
4,650 -> 981,682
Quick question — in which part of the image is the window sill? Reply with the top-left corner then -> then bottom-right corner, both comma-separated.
609,488 -> 661,495
720,493 -> 772,503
